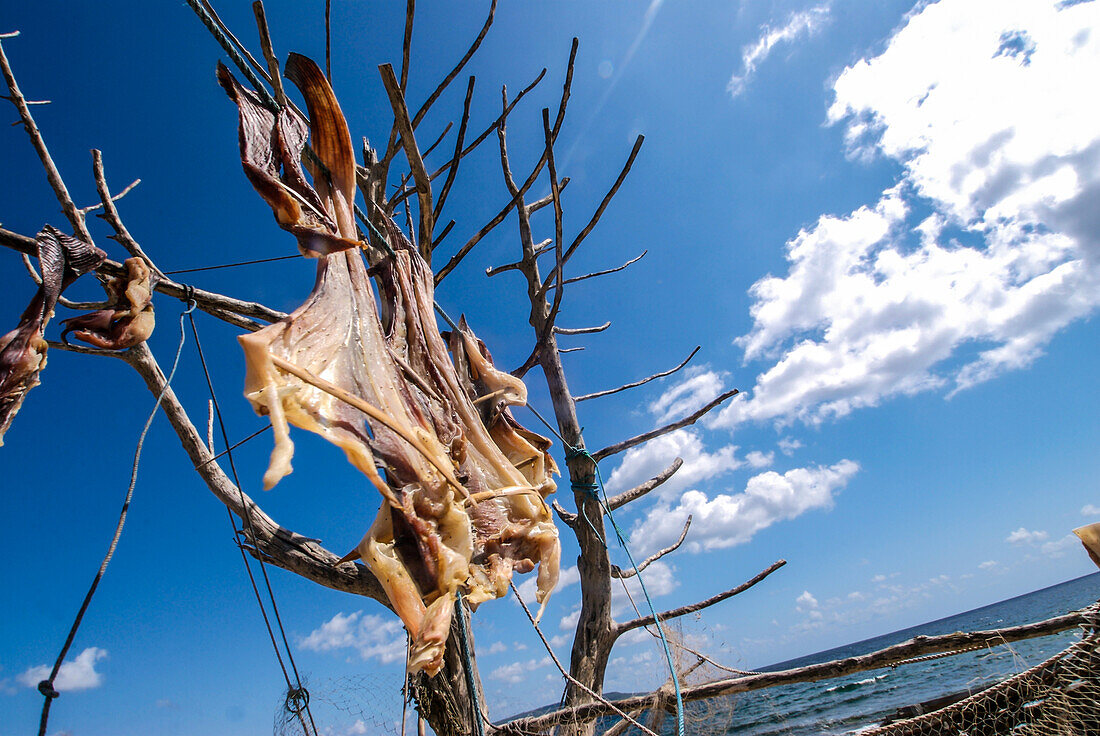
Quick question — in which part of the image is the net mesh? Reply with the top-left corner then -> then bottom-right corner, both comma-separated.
862,620 -> 1100,736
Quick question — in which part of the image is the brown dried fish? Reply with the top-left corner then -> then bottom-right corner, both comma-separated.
60,257 -> 155,350
0,226 -> 105,445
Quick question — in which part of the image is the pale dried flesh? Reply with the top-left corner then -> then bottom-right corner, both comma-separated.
222,56 -> 560,676
60,257 -> 155,350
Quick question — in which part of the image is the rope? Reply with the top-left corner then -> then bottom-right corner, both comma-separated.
187,312 -> 319,736
36,300 -> 196,736
455,589 -> 487,736
524,404 -> 686,736
164,254 -> 301,275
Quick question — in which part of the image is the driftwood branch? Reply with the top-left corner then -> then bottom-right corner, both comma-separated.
611,516 -> 691,580
591,389 -> 738,463
562,250 -> 646,287
615,559 -> 786,636
552,500 -> 577,528
252,1 -> 287,109
399,0 -> 414,91
1,34 -> 92,243
432,75 -> 475,222
576,346 -> 699,403
555,322 -> 610,336
499,604 -> 1100,733
606,457 -> 683,512
423,121 -> 453,159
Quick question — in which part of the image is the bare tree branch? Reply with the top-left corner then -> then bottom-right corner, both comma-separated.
611,516 -> 690,579
380,63 -> 434,259
554,322 -> 609,336
1,35 -> 92,243
562,250 -> 646,287
552,500 -> 577,527
430,219 -> 455,252
399,0 -> 414,91
615,559 -> 786,636
591,389 -> 737,463
121,340 -> 388,602
433,76 -> 475,222
527,178 -> 571,214
410,0 -> 495,130
91,149 -> 164,277
500,604 -> 1100,733
537,135 -> 644,299
575,346 -> 699,404
606,457 -> 683,512
252,1 -> 287,109
422,120 -> 453,159
540,107 -> 565,338
79,177 -> 140,215
559,346 -> 584,354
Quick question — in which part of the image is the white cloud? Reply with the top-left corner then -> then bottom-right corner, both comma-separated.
1041,533 -> 1080,557
610,560 -> 679,617
745,450 -> 775,468
630,460 -> 858,553
18,647 -> 107,692
484,641 -> 508,655
346,720 -> 369,735
489,657 -> 551,684
795,590 -> 818,610
1006,527 -> 1049,545
299,611 -> 406,665
716,0 -> 1100,429
979,560 -> 998,570
648,368 -> 728,424
1083,504 -> 1100,516
777,437 -> 802,456
603,429 -> 742,499
729,3 -> 832,98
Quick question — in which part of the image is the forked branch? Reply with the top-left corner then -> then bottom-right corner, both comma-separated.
562,250 -> 646,287
611,516 -> 691,580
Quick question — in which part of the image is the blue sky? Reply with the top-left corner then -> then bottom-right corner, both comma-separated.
2,0 -> 1099,733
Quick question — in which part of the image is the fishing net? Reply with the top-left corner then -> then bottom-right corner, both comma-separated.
862,615 -> 1100,736
273,672 -> 409,736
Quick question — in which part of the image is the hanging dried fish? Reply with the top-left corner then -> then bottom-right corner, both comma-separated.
221,55 -> 560,676
60,257 -> 155,349
0,226 -> 105,445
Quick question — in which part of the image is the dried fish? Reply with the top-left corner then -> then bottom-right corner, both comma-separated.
60,257 -> 155,349
0,226 -> 104,445
221,55 -> 560,675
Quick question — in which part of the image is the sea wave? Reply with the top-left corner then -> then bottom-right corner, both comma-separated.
824,674 -> 889,694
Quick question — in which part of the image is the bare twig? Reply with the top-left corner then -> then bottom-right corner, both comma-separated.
21,253 -> 111,310
91,150 -> 164,277
411,0 -> 495,130
527,179 -> 570,214
592,389 -> 737,463
380,63 -> 434,260
399,0 -> 414,92
538,135 -> 644,299
422,121 -> 453,159
615,559 -> 786,636
432,76 -> 475,221
485,239 -> 552,278
554,322 -> 610,336
559,346 -> 584,354
541,107 -> 565,335
252,1 -> 287,108
0,35 -> 92,243
551,500 -> 577,527
562,250 -> 646,286
611,516 -> 691,580
606,458 -> 683,512
79,177 -> 140,214
576,346 -> 699,404
430,220 -> 455,251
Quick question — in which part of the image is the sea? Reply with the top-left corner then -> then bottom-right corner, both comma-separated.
680,571 -> 1100,736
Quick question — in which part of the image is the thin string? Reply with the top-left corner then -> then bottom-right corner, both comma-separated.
187,311 -> 319,736
524,403 -> 687,736
37,300 -> 196,736
164,254 -> 301,275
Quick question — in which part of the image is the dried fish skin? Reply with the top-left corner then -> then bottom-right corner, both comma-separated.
0,226 -> 104,445
223,55 -> 560,675
60,257 -> 155,350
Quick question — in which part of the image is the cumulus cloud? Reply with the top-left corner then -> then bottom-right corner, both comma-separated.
745,450 -> 775,468
795,591 -> 818,611
1041,534 -> 1080,557
729,3 -> 832,97
489,657 -> 551,684
299,611 -> 406,664
630,460 -> 858,553
777,437 -> 802,456
1006,527 -> 1049,545
603,429 -> 742,499
18,647 -> 107,692
648,369 -> 728,424
715,0 -> 1100,429
1083,504 -> 1100,516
